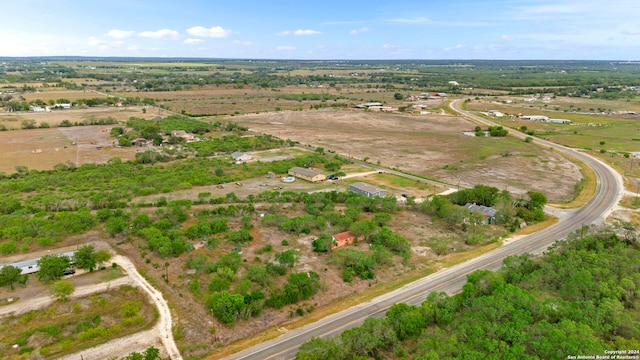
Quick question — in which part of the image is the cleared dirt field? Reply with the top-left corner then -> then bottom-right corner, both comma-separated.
0,126 -> 140,174
0,107 -> 168,174
120,84 -> 400,116
0,106 -> 165,129
232,108 -> 582,202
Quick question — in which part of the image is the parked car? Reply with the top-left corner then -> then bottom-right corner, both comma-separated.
326,174 -> 338,180
63,269 -> 76,275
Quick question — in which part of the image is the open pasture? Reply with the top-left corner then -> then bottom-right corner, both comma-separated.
232,108 -> 582,202
0,125 -> 142,174
464,98 -> 640,152
0,106 -> 164,129
124,84 -> 403,116
18,89 -> 110,102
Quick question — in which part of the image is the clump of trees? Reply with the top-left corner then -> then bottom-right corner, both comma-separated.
421,184 -> 548,232
37,254 -> 72,283
74,245 -> 112,272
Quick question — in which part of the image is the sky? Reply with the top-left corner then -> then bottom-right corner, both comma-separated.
1,0 -> 639,60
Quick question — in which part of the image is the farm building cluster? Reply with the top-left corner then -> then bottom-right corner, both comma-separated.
484,110 -> 572,124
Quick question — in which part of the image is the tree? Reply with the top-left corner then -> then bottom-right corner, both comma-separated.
527,191 -> 547,211
51,279 -> 75,301
21,119 -> 36,129
123,347 -> 161,360
349,219 -> 377,241
312,234 -> 334,252
74,245 -> 98,271
0,265 -> 25,290
374,213 -> 392,227
95,249 -> 112,268
394,93 -> 404,100
206,291 -> 246,325
275,249 -> 299,267
37,254 -> 71,283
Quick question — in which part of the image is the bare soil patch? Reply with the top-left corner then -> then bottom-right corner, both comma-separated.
0,121 -> 157,174
0,106 -> 164,129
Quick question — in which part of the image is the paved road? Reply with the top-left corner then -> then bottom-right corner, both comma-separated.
222,99 -> 624,360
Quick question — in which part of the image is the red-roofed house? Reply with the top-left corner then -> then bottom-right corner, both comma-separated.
332,231 -> 358,250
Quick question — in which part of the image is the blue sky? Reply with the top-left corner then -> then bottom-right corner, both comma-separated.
2,0 -> 639,60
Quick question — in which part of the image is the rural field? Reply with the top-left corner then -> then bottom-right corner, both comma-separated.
232,108 -> 582,202
0,107 -> 165,174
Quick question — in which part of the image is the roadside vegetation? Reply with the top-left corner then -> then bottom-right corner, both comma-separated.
295,226 -> 640,359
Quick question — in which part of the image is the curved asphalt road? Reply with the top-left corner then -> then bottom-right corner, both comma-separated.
222,99 -> 624,360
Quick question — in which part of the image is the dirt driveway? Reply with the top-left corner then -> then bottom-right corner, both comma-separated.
0,250 -> 182,360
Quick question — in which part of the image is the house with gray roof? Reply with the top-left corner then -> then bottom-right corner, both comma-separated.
349,182 -> 387,198
231,151 -> 252,162
463,203 -> 498,224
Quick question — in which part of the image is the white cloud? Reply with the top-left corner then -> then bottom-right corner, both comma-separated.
350,27 -> 369,35
87,36 -> 124,46
294,29 -> 321,36
138,29 -> 179,39
278,29 -> 321,36
87,37 -> 102,46
444,44 -> 465,51
186,26 -> 232,38
232,40 -> 252,46
276,45 -> 295,51
127,45 -> 158,53
391,16 -> 431,24
87,37 -> 123,49
184,38 -> 204,45
107,29 -> 135,39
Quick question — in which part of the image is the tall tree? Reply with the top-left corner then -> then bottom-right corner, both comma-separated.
37,254 -> 71,283
0,265 -> 25,290
349,219 -> 377,241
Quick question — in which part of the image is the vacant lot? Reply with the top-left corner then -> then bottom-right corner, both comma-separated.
0,106 -> 165,129
232,108 -> 582,202
0,125 -> 145,174
0,107 -> 167,174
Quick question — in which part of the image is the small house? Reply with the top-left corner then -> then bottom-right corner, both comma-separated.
29,105 -> 46,112
548,118 -> 572,124
171,130 -> 195,141
231,151 -> 252,162
331,231 -> 357,250
288,167 -> 326,182
356,102 -> 383,109
521,115 -> 549,122
488,110 -> 505,117
463,203 -> 498,224
349,182 -> 387,198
